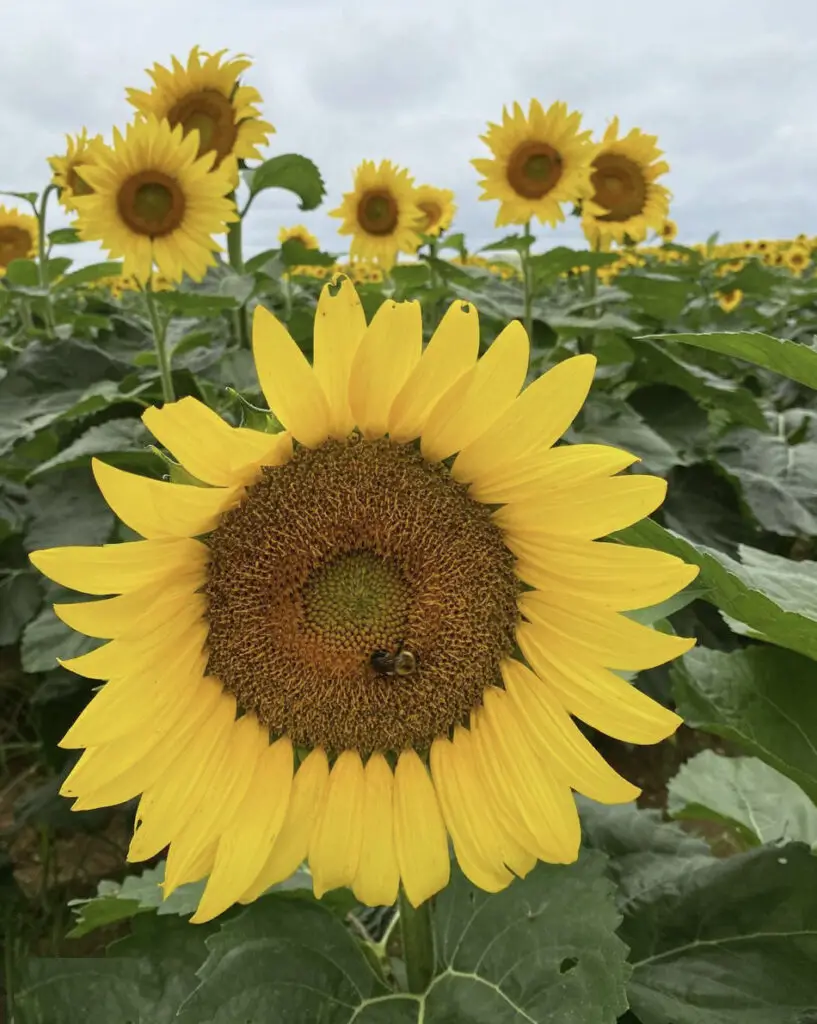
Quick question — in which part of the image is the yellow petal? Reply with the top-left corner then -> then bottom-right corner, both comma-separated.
252,304 -> 331,447
501,659 -> 640,804
313,276 -> 367,439
509,536 -> 700,611
452,353 -> 597,485
430,730 -> 513,892
348,300 -> 422,440
191,736 -> 294,923
309,750 -> 365,898
352,753 -> 399,907
29,538 -> 208,595
388,300 -> 480,443
494,475 -> 667,541
516,621 -> 683,744
519,591 -> 695,671
421,319 -> 529,463
92,459 -> 241,539
468,443 -> 639,504
475,689 -> 581,864
161,840 -> 218,896
393,749 -> 450,907
239,748 -> 329,904
164,713 -> 267,896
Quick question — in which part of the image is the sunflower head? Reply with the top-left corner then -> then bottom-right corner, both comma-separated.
413,185 -> 456,237
582,118 -> 671,249
73,114 -> 238,285
0,205 -> 38,274
279,225 -> 319,250
126,46 -> 274,168
330,160 -> 423,270
472,100 -> 596,228
48,129 -> 107,213
784,245 -> 810,276
659,218 -> 677,243
716,288 -> 743,313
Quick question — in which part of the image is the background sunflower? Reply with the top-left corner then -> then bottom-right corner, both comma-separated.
0,204 -> 37,274
279,224 -> 319,249
48,130 -> 107,213
413,184 -> 456,237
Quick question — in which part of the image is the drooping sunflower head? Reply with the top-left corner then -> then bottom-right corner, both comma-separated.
279,224 -> 320,250
582,118 -> 671,248
48,129 -> 107,213
30,278 -> 697,923
472,100 -> 596,228
73,114 -> 238,285
716,287 -> 743,313
0,205 -> 37,275
413,184 -> 456,237
330,160 -> 423,270
126,46 -> 273,169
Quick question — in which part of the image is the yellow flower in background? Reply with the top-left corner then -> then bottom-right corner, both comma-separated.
472,100 -> 596,227
413,184 -> 456,237
784,244 -> 810,276
126,46 -> 274,168
717,288 -> 743,312
31,277 -> 697,923
48,129 -> 107,213
330,159 -> 423,270
73,115 -> 238,285
659,218 -> 677,243
0,205 -> 37,275
279,225 -> 320,250
582,118 -> 671,248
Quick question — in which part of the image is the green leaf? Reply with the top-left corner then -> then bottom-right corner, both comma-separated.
1,189 -> 38,205
280,238 -> 336,268
54,261 -> 123,289
48,226 -> 81,245
24,467 -> 115,550
568,393 -> 680,476
528,247 -> 619,283
478,231 -> 533,254
153,290 -> 238,315
30,420 -> 153,477
616,274 -> 693,320
668,749 -> 817,848
672,645 -> 817,806
438,231 -> 466,253
245,153 -> 326,210
3,258 -> 41,288
624,842 -> 817,1024
20,605 -> 100,673
643,330 -> 817,390
0,570 -> 43,645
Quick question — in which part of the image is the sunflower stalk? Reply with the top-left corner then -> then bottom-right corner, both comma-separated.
520,219 -> 535,344
398,891 -> 435,994
227,192 -> 250,347
143,282 -> 175,403
35,185 -> 58,339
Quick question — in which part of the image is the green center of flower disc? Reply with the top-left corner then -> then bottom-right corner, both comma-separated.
357,190 -> 399,236
117,171 -> 187,238
591,154 -> 648,222
0,226 -> 33,268
507,141 -> 563,199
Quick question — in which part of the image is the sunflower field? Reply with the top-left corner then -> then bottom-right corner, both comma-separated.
2,47 -> 817,1024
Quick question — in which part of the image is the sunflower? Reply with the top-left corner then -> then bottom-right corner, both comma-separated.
472,100 -> 596,227
659,218 -> 677,243
330,160 -> 423,270
31,278 -> 697,923
279,225 -> 319,250
582,118 -> 671,248
126,46 -> 273,168
784,244 -> 810,276
48,130 -> 107,213
717,288 -> 743,313
413,185 -> 456,237
73,115 -> 238,285
0,205 -> 37,275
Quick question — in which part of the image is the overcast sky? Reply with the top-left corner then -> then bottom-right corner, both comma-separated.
2,0 -> 816,267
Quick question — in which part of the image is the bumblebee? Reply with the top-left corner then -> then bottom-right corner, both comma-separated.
370,642 -> 419,678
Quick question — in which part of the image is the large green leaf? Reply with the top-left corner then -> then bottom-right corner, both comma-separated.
245,153 -> 326,210
0,570 -> 43,645
54,261 -> 123,289
567,393 -> 681,476
645,330 -> 817,390
24,467 -> 115,550
624,842 -> 817,1024
668,749 -> 817,847
30,420 -> 153,477
20,605 -> 99,673
616,274 -> 693,320
672,645 -> 817,805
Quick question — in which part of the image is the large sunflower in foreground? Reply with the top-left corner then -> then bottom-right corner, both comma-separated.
472,100 -> 597,227
31,278 -> 697,923
126,46 -> 273,168
73,115 -> 238,284
0,205 -> 37,274
413,184 -> 456,237
330,160 -> 423,270
48,129 -> 107,213
582,118 -> 671,248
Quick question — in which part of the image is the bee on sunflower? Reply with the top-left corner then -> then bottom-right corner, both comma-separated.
0,205 -> 37,275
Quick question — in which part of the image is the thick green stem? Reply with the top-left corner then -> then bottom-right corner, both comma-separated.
36,185 -> 58,338
144,284 -> 175,402
521,219 -> 534,343
226,196 -> 250,347
398,891 -> 435,994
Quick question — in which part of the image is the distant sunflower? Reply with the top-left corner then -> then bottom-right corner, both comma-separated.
472,100 -> 596,227
784,245 -> 810,277
0,205 -> 37,275
330,160 -> 423,270
583,118 -> 671,248
717,288 -> 743,313
413,185 -> 456,237
127,46 -> 273,169
279,225 -> 319,250
659,218 -> 677,243
31,279 -> 697,923
48,130 -> 107,214
73,115 -> 238,285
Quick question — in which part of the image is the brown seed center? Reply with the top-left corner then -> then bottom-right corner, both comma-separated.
357,190 -> 399,236
506,141 -> 563,199
0,226 -> 33,268
117,171 -> 187,238
591,154 -> 648,222
167,88 -> 238,164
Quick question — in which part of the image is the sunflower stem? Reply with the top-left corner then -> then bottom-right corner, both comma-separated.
144,282 -> 175,403
521,218 -> 534,344
226,192 -> 250,347
398,891 -> 435,994
35,185 -> 58,339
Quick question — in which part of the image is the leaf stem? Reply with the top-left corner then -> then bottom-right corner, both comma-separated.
144,282 -> 175,403
227,193 -> 250,348
398,890 -> 435,994
521,218 -> 534,343
36,185 -> 58,338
